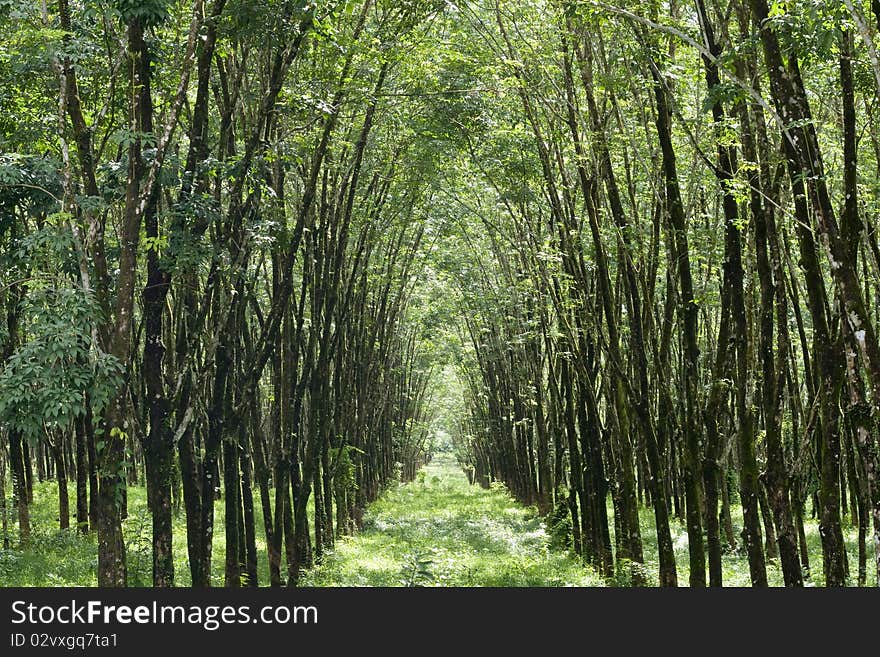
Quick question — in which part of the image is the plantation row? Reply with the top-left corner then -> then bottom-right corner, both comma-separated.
2,0 -> 439,587
449,0 -> 880,587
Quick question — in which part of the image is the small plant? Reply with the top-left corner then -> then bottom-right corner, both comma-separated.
399,547 -> 435,587
609,559 -> 653,587
123,507 -> 152,587
0,550 -> 21,579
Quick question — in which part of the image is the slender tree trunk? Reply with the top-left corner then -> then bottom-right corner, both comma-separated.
650,57 -> 705,587
137,20 -> 174,584
74,416 -> 89,533
750,0 -> 849,585
9,430 -> 29,544
223,429 -> 241,587
49,439 -> 69,530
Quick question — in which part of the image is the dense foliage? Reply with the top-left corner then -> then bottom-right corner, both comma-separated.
1,0 -> 879,587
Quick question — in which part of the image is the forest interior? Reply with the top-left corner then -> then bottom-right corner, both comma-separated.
1,0 -> 880,590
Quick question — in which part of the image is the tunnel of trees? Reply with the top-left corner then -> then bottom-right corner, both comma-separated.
1,0 -> 879,588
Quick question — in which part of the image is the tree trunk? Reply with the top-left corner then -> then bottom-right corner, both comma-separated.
9,430 -> 30,544
49,439 -> 69,530
650,57 -> 705,587
74,416 -> 89,533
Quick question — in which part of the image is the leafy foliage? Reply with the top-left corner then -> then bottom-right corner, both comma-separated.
114,0 -> 170,26
0,284 -> 121,439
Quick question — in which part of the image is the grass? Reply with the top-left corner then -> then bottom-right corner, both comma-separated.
300,453 -> 602,586
0,480 -> 99,587
0,454 -> 870,586
0,483 -> 274,587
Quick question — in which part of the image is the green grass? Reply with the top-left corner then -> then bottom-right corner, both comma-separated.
0,480 -> 99,586
0,456 -> 870,586
301,453 -> 602,586
0,483 -> 274,587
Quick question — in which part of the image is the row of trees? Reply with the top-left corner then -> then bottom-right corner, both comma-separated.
450,0 -> 879,586
1,0 -> 442,586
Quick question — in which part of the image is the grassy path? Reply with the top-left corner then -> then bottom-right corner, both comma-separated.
301,453 -> 601,587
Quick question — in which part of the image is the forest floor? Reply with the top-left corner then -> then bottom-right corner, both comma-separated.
0,455 -> 865,586
301,453 -> 601,586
